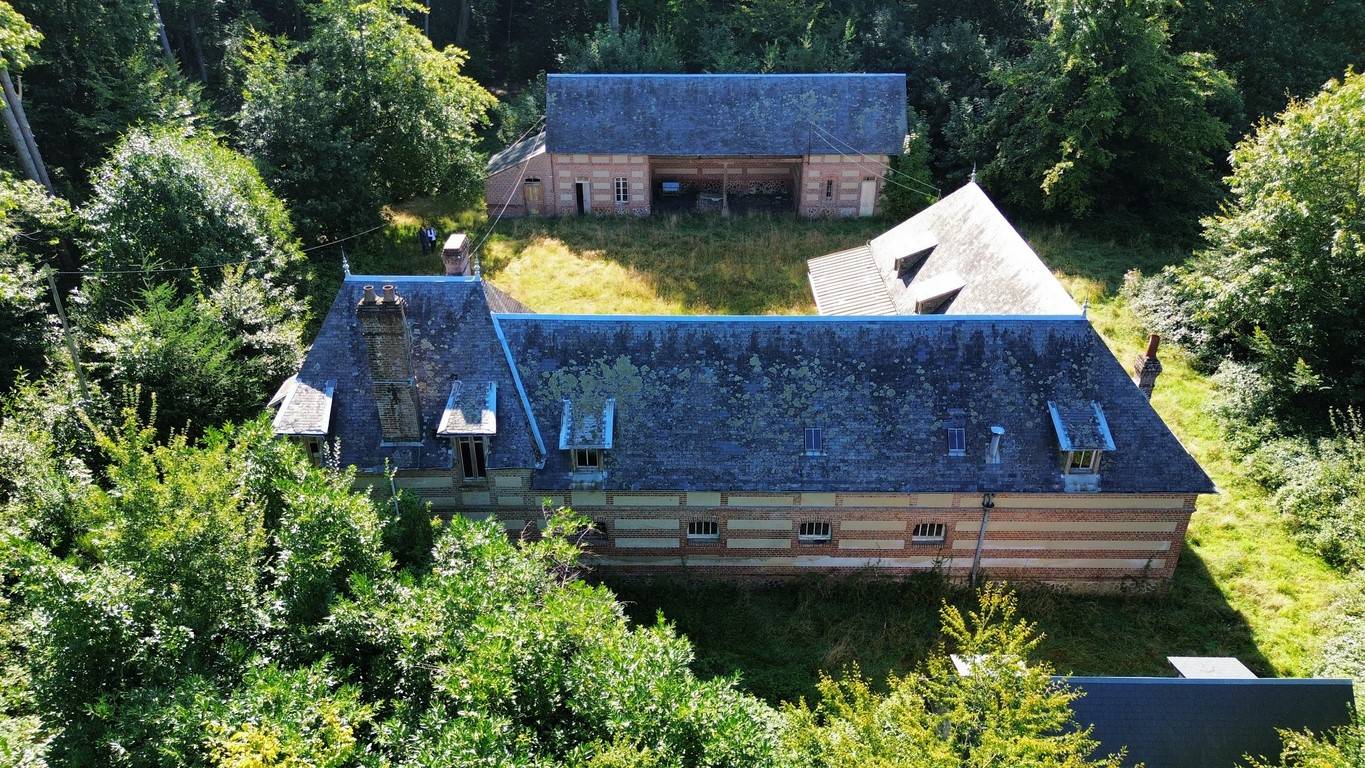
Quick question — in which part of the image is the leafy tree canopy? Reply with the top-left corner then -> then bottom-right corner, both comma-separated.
234,0 -> 496,241
79,124 -> 307,319
982,0 -> 1240,226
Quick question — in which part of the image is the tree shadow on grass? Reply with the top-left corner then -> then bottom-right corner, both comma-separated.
603,549 -> 1270,705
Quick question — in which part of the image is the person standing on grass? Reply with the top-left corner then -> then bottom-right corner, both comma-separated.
418,222 -> 432,255
424,224 -> 438,253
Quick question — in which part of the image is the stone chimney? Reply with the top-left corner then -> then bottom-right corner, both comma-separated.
1132,334 -> 1163,399
356,284 -> 422,442
442,233 -> 471,276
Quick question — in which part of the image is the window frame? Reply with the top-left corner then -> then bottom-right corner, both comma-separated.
911,522 -> 947,544
614,177 -> 629,204
686,519 -> 721,543
946,427 -> 967,456
1066,449 -> 1099,474
572,447 -> 602,471
804,427 -> 825,456
456,435 -> 488,484
798,520 -> 832,544
824,179 -> 834,199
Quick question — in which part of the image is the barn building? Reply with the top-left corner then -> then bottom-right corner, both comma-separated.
272,270 -> 1213,592
484,73 -> 908,218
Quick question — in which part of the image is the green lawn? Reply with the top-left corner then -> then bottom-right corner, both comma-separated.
343,200 -> 1350,704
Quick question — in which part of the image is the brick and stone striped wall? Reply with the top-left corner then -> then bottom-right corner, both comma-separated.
800,154 -> 889,217
361,469 -> 1195,593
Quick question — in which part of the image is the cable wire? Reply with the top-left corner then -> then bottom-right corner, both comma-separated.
807,120 -> 942,198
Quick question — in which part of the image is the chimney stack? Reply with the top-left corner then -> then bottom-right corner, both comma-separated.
1132,333 -> 1163,399
987,425 -> 1005,464
356,283 -> 422,442
442,233 -> 471,276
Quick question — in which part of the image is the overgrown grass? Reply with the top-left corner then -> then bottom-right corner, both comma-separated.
345,200 -> 1350,704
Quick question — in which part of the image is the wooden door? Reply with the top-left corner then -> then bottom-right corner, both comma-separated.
858,179 -> 877,216
524,179 -> 543,215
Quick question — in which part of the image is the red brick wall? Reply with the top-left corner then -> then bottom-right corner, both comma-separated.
549,154 -> 651,216
484,151 -> 555,217
800,154 -> 889,217
363,470 -> 1197,594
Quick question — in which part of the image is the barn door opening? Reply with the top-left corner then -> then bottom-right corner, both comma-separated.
575,181 -> 590,215
524,178 -> 543,215
858,178 -> 877,216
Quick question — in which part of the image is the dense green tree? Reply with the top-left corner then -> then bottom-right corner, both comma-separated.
781,584 -> 1124,768
80,125 -> 306,318
234,0 -> 495,241
1131,71 -> 1365,431
86,279 -> 302,435
7,0 -> 200,192
560,24 -> 683,73
981,0 -> 1240,226
0,174 -> 77,392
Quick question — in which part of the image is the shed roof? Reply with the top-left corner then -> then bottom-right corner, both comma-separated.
808,183 -> 1081,316
486,130 -> 547,177
1066,677 -> 1355,768
545,73 -> 907,156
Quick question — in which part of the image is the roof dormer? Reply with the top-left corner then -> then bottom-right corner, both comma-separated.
1048,400 -> 1116,492
438,380 -> 497,484
559,397 -> 615,487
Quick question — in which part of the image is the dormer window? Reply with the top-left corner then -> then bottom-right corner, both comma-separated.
437,380 -> 497,483
560,398 -> 615,487
271,377 -> 337,467
909,271 -> 966,314
1048,400 -> 1116,492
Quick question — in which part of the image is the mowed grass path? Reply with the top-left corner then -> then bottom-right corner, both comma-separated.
343,199 -> 1348,703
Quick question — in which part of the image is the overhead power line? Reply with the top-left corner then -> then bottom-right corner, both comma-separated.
807,120 -> 942,198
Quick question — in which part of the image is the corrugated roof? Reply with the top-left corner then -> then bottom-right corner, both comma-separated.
545,73 -> 907,156
808,182 -> 1082,316
1065,677 -> 1355,768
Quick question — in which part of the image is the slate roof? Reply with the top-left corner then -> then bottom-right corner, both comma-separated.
271,378 -> 335,437
1065,677 -> 1356,768
544,74 -> 907,156
486,130 -> 546,177
1049,401 -> 1116,451
495,314 -> 1213,494
559,398 -> 616,449
808,183 -> 1081,316
437,381 -> 497,436
276,276 -> 536,472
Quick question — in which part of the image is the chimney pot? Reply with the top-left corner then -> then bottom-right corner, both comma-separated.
1133,334 -> 1164,399
1146,333 -> 1161,358
362,285 -> 377,304
382,284 -> 397,303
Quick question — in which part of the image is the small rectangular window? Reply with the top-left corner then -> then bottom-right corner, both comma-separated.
804,427 -> 824,456
911,522 -> 946,544
1068,449 -> 1098,474
946,427 -> 966,456
615,177 -> 629,203
573,448 -> 602,471
687,520 -> 720,542
458,436 -> 487,482
824,180 -> 834,199
798,521 -> 832,543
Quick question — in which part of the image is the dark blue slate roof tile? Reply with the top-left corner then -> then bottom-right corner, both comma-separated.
545,74 -> 907,156
1064,677 -> 1356,768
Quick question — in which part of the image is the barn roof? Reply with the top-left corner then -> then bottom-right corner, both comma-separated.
808,183 -> 1081,316
544,73 -> 907,156
486,130 -> 546,176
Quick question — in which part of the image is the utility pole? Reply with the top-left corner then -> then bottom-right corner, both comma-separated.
43,267 -> 90,402
0,71 -> 51,191
609,0 -> 620,32
0,80 -> 39,185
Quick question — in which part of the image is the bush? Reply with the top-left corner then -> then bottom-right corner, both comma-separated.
1271,411 -> 1365,572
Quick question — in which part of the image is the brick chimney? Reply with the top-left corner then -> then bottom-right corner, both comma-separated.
442,233 -> 471,276
356,284 -> 422,442
1132,333 -> 1163,399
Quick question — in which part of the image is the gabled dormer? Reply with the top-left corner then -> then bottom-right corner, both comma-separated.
271,376 -> 337,466
1048,400 -> 1116,492
559,397 -> 615,488
438,380 -> 497,484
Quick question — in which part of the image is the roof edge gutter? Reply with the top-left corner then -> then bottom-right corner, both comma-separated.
491,314 -> 548,467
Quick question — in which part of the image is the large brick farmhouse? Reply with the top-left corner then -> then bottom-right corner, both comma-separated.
272,238 -> 1213,591
484,73 -> 907,218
